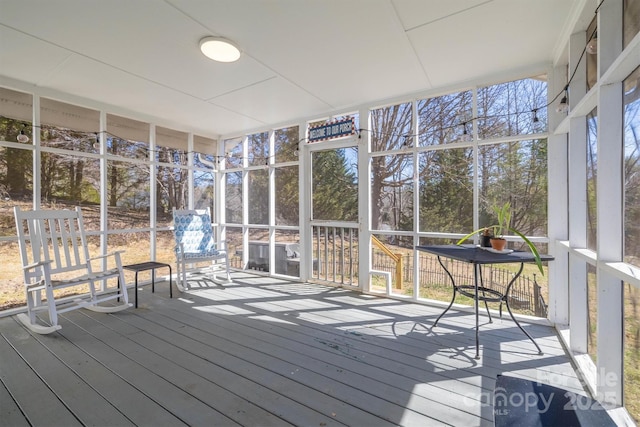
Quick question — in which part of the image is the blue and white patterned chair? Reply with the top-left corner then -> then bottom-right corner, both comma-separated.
172,209 -> 231,291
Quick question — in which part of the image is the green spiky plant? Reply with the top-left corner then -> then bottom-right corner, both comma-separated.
457,201 -> 544,275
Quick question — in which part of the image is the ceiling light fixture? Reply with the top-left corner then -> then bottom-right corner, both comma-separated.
17,124 -> 29,143
199,36 -> 241,62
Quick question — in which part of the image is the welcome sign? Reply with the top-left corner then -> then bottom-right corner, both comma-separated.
308,118 -> 355,142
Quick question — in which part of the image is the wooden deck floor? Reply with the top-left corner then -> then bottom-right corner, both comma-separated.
0,272 -> 587,426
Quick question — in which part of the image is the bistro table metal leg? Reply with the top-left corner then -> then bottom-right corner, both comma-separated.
433,256 -> 458,327
478,265 -> 492,323
505,262 -> 543,355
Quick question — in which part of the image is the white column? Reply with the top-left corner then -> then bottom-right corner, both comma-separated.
358,107 -> 371,292
99,110 -> 108,290
187,133 -> 194,209
547,65 -> 569,326
568,111 -> 588,353
241,135 -> 249,271
32,95 -> 41,210
149,124 -> 157,260
268,129 -> 276,274
299,124 -> 310,281
595,0 -> 624,405
567,30 -> 589,353
216,136 -> 226,244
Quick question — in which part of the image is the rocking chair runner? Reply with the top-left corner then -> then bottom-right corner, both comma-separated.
14,206 -> 131,334
173,209 -> 231,291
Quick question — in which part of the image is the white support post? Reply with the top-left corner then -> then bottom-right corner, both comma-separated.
216,135 -> 227,246
597,0 -> 623,79
99,110 -> 108,291
547,65 -> 569,326
241,135 -> 249,271
595,0 -> 624,406
268,130 -> 276,275
358,107 -> 371,292
149,124 -> 157,260
411,99 -> 420,301
32,95 -> 41,210
187,133 -> 194,209
568,113 -> 588,354
299,124 -> 310,281
567,30 -> 590,354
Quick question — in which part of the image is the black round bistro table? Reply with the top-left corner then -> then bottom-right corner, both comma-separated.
415,244 -> 554,359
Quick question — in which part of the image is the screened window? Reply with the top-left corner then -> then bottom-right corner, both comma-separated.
107,159 -> 150,229
312,148 -> 358,222
248,131 -> 268,167
371,103 -> 413,152
587,108 -> 598,251
418,91 -> 472,146
371,154 -> 413,231
586,17 -> 598,91
624,0 -> 640,49
248,169 -> 268,225
0,87 -> 33,145
478,77 -> 548,138
275,166 -> 299,226
40,98 -> 100,153
107,114 -> 149,160
225,138 -> 243,169
624,67 -> 640,267
418,148 -> 473,234
156,126 -> 188,166
0,146 -> 32,213
479,140 -> 548,237
225,171 -> 243,224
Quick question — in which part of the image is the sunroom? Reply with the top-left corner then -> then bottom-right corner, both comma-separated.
1,1 -> 639,425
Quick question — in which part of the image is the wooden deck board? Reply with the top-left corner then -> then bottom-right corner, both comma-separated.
143,296 -> 474,425
146,290 -> 492,425
0,318 -> 84,427
27,317 -> 188,427
0,273 -> 588,427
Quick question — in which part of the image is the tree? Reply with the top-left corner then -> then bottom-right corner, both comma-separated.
370,104 -> 413,230
274,127 -> 300,225
312,149 -> 357,221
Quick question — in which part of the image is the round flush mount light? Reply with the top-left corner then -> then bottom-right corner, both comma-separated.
199,36 -> 241,62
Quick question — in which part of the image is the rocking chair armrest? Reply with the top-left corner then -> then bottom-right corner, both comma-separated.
22,260 -> 53,271
88,250 -> 125,262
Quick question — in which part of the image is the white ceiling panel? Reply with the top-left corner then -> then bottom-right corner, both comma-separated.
211,76 -> 332,129
392,0 -> 493,32
0,0 -> 580,138
407,0 -> 575,87
41,54 -> 263,136
0,26 -> 72,86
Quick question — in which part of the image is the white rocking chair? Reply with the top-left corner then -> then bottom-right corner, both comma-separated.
173,209 -> 231,291
14,206 -> 131,334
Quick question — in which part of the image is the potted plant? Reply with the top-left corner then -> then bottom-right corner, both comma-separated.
457,202 -> 545,275
488,201 -> 511,251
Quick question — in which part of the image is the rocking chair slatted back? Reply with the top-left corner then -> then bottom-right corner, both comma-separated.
17,208 -> 90,279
